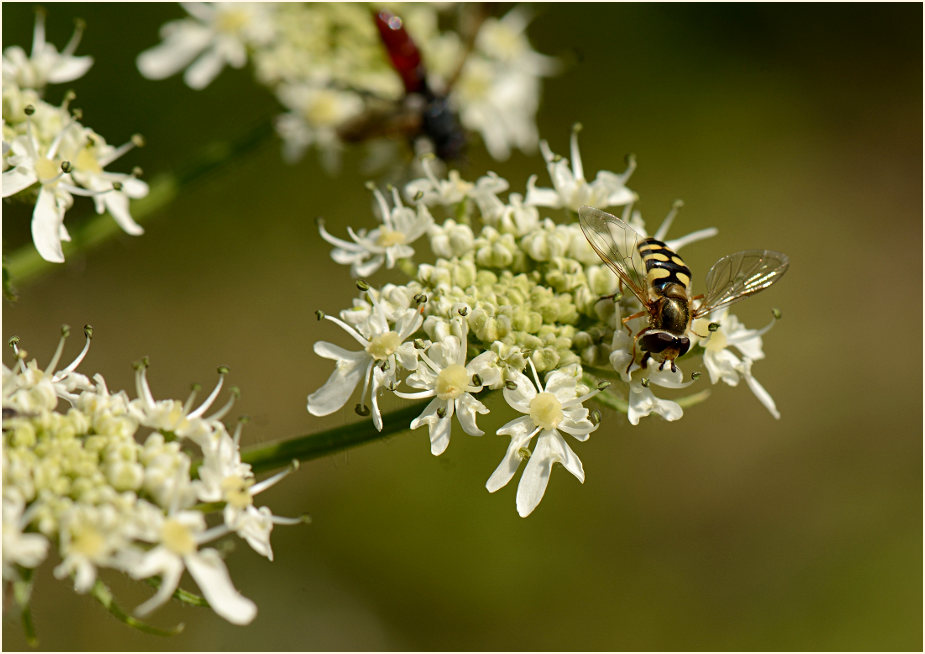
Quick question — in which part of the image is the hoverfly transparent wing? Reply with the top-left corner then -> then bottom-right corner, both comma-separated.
692,249 -> 789,319
578,205 -> 650,304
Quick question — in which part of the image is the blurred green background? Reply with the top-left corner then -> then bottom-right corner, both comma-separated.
2,3 -> 921,650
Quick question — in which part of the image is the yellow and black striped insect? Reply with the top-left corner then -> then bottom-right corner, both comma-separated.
578,205 -> 789,373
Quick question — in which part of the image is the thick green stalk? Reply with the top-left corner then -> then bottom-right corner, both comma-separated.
4,120 -> 274,287
240,400 -> 430,475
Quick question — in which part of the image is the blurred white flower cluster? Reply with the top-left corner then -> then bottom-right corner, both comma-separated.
2,10 -> 148,263
2,327 -> 298,626
136,3 -> 555,165
306,128 -> 783,517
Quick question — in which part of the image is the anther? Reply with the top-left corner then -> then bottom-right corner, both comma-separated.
131,134 -> 145,148
641,377 -> 650,388
772,308 -> 782,320
505,380 -> 518,391
24,105 -> 35,116
590,408 -> 602,426
60,161 -> 72,173
572,122 -> 583,134
597,380 -> 611,390
132,166 -> 143,178
83,324 -> 93,339
457,306 -> 469,316
413,293 -> 427,304
364,181 -> 376,191
436,406 -> 447,419
8,336 -> 20,349
60,324 -> 71,338
217,365 -> 230,375
132,357 -> 150,371
315,310 -> 325,321
517,447 -> 531,461
414,338 -> 426,349
414,190 -> 424,201
471,373 -> 482,387
63,90 -> 77,104
672,199 -> 684,211
691,371 -> 702,381
356,279 -> 370,292
112,181 -> 123,192
708,322 -> 720,332
355,403 -> 370,417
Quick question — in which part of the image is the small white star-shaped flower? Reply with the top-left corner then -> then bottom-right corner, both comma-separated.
487,362 -> 598,517
318,185 -> 433,278
395,317 -> 501,455
525,126 -> 636,212
307,289 -> 422,430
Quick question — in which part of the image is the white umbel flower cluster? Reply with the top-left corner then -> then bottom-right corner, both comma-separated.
136,3 -> 554,165
2,327 -> 298,626
2,10 -> 148,263
306,129 -> 785,517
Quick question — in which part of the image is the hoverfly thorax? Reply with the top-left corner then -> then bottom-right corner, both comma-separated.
577,205 -> 789,374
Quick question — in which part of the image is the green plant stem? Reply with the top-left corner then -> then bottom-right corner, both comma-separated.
240,400 -> 430,475
4,119 -> 275,287
90,579 -> 184,637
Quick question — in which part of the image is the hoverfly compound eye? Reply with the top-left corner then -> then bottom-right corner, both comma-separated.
677,336 -> 691,357
639,331 -> 675,354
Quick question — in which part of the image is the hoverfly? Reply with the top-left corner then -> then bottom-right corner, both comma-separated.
578,205 -> 789,373
338,8 -> 480,162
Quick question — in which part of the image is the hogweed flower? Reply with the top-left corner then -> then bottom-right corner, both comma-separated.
2,13 -> 147,263
2,8 -> 94,91
305,127 -> 787,516
2,328 -> 299,631
486,361 -> 599,517
136,4 -> 554,165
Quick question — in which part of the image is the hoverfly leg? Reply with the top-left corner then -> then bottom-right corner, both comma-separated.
622,309 -> 647,336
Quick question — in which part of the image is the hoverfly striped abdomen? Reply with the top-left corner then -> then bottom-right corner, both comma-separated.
638,238 -> 692,294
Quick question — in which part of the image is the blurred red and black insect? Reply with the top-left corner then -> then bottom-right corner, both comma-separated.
339,8 -> 482,162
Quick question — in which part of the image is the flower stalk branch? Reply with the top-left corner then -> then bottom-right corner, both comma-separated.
240,400 -> 432,475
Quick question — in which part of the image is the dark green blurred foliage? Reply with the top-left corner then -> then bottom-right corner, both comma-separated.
2,3 -> 921,650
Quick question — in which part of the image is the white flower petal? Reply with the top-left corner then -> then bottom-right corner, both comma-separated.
31,188 -> 65,263
185,548 -> 257,625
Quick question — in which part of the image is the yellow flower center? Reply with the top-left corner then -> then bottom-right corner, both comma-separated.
435,364 -> 469,400
216,8 -> 249,34
366,331 -> 401,360
71,525 -> 105,558
75,146 -> 102,176
221,474 -> 253,509
376,228 -> 406,248
529,392 -> 563,431
304,91 -> 341,126
162,518 -> 196,556
35,157 -> 60,184
706,329 -> 727,353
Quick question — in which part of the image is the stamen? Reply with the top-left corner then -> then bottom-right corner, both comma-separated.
44,324 -> 70,375
133,357 -> 155,407
31,7 -> 47,57
249,460 -> 299,496
653,199 -> 684,241
61,17 -> 87,57
206,386 -> 239,422
665,227 -> 719,252
621,153 -> 637,183
183,383 -> 202,414
53,324 -> 93,380
187,366 -> 228,419
570,123 -> 584,180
